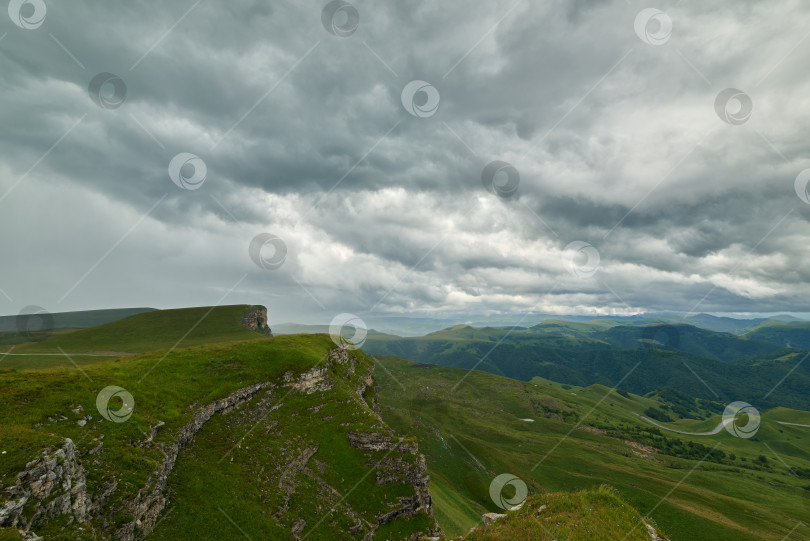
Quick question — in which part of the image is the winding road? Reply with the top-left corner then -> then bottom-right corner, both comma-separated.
634,413 -> 732,436
776,421 -> 810,428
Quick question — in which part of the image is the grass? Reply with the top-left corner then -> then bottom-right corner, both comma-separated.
4,307 -> 810,540
462,486 -> 664,541
0,335 -> 436,540
374,356 -> 810,541
0,307 -> 155,332
0,305 -> 267,369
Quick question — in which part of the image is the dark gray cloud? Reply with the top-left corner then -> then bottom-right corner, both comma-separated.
1,0 -> 809,324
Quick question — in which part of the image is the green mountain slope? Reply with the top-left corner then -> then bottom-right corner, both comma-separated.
0,305 -> 271,369
462,487 -> 669,541
0,336 -> 439,540
374,356 -> 810,541
745,321 -> 810,349
600,324 -> 780,362
362,325 -> 810,411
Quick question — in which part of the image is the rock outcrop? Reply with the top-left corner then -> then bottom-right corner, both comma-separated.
1,344 -> 440,540
481,512 -> 506,525
240,305 -> 272,336
114,380 -> 275,540
347,431 -> 437,538
0,438 -> 115,538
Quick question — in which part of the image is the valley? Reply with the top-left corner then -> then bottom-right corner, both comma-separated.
0,306 -> 808,540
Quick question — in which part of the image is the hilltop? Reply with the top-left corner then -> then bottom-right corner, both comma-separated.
0,305 -> 271,369
0,334 -> 439,540
461,487 -> 669,541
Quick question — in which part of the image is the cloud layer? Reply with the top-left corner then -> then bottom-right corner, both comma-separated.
1,0 -> 809,323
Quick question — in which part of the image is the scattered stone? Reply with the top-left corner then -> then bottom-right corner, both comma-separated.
536,504 -> 547,514
291,518 -> 306,535
482,512 -> 506,525
509,501 -> 525,511
643,519 -> 668,540
86,442 -> 103,456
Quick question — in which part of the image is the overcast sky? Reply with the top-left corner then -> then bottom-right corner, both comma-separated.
1,0 -> 809,324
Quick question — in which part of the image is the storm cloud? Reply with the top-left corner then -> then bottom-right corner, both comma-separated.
1,0 -> 809,324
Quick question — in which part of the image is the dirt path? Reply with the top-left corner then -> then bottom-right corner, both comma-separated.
634,413 -> 731,436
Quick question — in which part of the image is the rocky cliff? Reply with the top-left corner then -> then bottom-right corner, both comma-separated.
0,337 -> 439,540
240,305 -> 272,336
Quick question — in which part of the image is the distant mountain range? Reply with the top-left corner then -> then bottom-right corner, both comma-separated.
0,307 -> 156,332
272,312 -> 805,337
361,320 -> 810,411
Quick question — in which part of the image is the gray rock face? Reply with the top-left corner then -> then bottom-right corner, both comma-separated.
0,438 -> 114,536
240,305 -> 272,336
286,366 -> 332,394
346,432 -> 436,538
